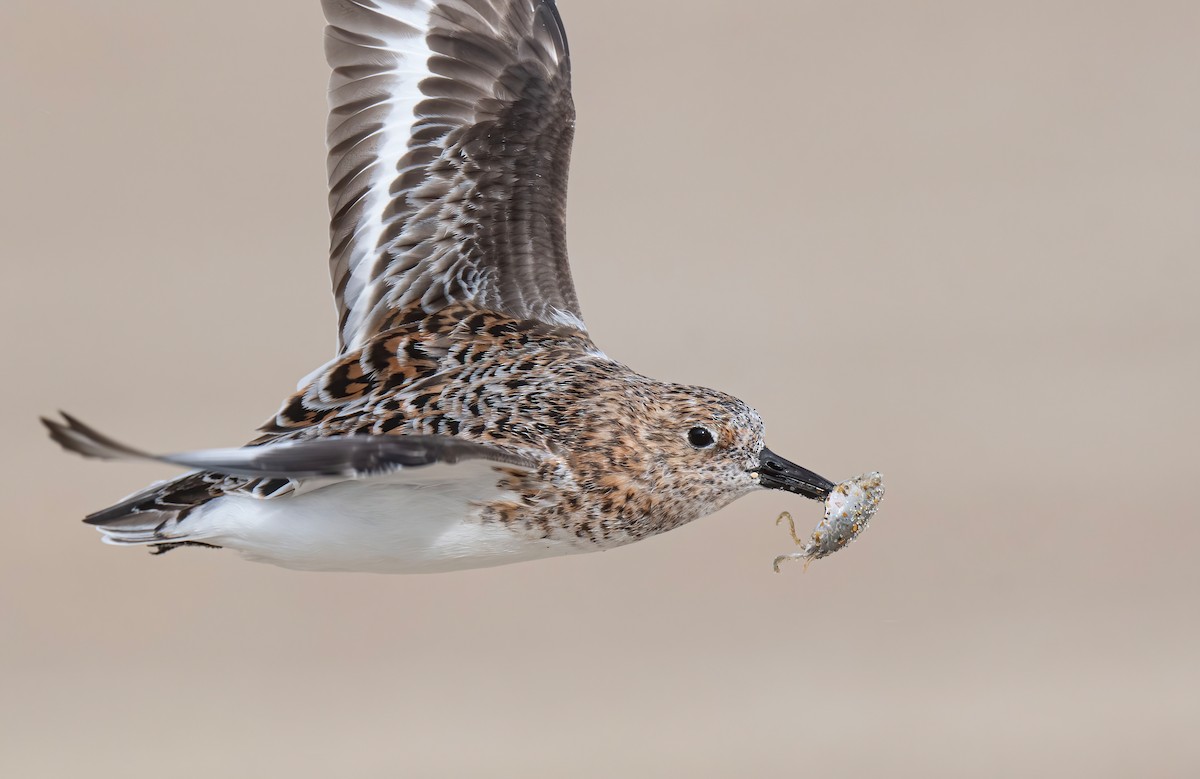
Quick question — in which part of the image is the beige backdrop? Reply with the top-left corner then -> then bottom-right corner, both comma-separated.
2,1 -> 1198,776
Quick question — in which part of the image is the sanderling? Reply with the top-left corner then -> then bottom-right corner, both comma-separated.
43,0 -> 844,574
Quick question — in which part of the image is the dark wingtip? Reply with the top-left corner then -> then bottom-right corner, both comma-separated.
41,413 -> 78,454
40,411 -> 147,461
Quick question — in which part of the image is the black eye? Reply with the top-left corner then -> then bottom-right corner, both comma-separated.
687,426 -> 716,449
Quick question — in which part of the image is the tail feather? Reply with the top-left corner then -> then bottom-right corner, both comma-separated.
85,489 -> 217,551
92,512 -> 178,545
82,482 -> 210,548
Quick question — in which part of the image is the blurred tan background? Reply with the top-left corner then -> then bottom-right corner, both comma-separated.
2,1 -> 1198,776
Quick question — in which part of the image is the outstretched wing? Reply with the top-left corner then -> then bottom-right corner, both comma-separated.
42,412 -> 536,482
324,0 -> 581,353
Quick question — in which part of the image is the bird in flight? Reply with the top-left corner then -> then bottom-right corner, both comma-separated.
44,0 -> 835,573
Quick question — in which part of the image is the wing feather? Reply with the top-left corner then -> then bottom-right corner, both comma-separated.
42,413 -> 535,481
323,0 -> 582,353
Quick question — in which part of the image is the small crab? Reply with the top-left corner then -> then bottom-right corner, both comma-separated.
773,472 -> 885,572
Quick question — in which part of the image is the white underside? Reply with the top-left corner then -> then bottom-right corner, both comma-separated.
178,463 -> 583,574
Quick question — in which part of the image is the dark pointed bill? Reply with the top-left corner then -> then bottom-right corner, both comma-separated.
756,447 -> 834,501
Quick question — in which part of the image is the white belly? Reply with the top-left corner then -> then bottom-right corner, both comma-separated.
191,474 -> 582,574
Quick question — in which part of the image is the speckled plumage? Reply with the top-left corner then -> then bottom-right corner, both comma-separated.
44,0 -> 836,573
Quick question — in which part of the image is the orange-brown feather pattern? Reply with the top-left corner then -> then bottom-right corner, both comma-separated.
242,303 -> 767,549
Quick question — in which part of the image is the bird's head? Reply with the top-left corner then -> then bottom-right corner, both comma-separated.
596,380 -> 833,528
